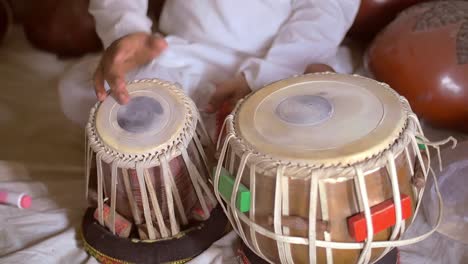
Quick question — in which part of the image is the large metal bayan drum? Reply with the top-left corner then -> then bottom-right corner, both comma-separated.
82,79 -> 228,264
214,73 -> 451,264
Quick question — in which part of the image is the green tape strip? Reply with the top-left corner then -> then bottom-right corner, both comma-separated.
416,136 -> 427,150
212,167 -> 251,212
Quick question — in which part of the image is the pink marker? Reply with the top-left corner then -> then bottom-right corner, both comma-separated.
0,190 -> 32,209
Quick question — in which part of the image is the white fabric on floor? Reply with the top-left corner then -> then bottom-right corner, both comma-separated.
1,26 -> 468,264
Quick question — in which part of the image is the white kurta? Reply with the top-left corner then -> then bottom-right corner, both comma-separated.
59,0 -> 360,127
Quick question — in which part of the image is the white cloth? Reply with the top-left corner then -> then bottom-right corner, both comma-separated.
58,0 -> 360,127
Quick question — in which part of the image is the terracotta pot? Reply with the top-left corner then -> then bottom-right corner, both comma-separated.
23,0 -> 102,58
366,1 -> 468,133
348,0 -> 430,42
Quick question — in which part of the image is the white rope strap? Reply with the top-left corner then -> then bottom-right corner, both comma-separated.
136,164 -> 156,239
110,161 -> 118,234
181,149 -> 210,219
143,169 -> 169,238
404,147 -> 414,175
281,170 -> 294,264
213,133 -> 235,225
122,169 -> 142,224
249,163 -> 268,261
85,132 -> 91,200
354,167 -> 373,264
274,165 -> 288,264
228,146 -> 236,175
318,180 -> 332,264
308,173 -> 319,264
416,135 -> 457,172
408,113 -> 458,172
193,133 -> 211,178
377,152 -> 403,260
96,152 -> 105,226
404,145 -> 420,210
354,173 -> 365,212
197,115 -> 216,161
386,152 -> 403,241
165,156 -> 188,226
409,134 -> 428,222
230,152 -> 252,249
160,155 -> 179,236
198,113 -> 213,144
216,115 -> 233,150
194,161 -> 218,207
186,140 -> 218,207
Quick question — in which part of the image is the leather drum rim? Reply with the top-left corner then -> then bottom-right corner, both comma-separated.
235,72 -> 409,168
86,79 -> 199,168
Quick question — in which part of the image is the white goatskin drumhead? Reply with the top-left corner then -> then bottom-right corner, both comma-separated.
95,81 -> 187,155
236,73 -> 407,164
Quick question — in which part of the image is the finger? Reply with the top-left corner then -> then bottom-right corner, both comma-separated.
106,71 -> 129,104
93,63 -> 107,101
141,35 -> 168,61
147,35 -> 168,53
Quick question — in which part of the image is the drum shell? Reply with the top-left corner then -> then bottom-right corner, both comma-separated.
87,132 -> 212,231
222,146 -> 419,263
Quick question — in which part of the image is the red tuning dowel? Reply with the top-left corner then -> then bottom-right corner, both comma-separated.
347,194 -> 412,242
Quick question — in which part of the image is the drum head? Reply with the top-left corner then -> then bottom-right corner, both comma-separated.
94,80 -> 191,155
235,73 -> 408,166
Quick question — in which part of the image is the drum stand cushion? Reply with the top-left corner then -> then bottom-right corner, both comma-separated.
81,205 -> 229,264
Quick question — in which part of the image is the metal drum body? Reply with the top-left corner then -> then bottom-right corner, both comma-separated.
214,73 -> 446,264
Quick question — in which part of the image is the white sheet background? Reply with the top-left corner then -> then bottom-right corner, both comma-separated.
0,26 -> 467,264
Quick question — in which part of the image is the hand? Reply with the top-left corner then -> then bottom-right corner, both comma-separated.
93,32 -> 168,104
204,74 -> 251,113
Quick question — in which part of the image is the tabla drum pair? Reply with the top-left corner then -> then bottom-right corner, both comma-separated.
81,79 -> 229,264
214,73 -> 455,264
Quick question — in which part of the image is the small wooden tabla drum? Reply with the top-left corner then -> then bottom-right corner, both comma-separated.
82,79 -> 228,264
214,73 -> 452,264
